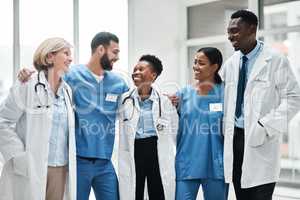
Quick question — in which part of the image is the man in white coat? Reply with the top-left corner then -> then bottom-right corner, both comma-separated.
220,10 -> 300,200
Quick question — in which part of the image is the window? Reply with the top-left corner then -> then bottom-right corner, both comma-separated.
0,0 -> 13,103
79,0 -> 128,73
0,0 -> 129,183
261,0 -> 300,186
185,0 -> 247,85
263,0 -> 300,27
19,0 -> 73,70
187,0 -> 247,38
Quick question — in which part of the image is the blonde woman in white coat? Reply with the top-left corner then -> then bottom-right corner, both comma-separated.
0,38 -> 76,200
118,55 -> 178,200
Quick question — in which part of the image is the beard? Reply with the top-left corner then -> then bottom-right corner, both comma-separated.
100,53 -> 113,71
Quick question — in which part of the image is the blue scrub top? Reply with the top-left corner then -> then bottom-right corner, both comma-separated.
176,83 -> 225,180
64,65 -> 128,159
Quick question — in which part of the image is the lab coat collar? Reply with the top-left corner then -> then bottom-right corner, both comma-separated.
240,40 -> 262,61
38,70 -> 68,99
131,85 -> 159,103
247,43 -> 273,83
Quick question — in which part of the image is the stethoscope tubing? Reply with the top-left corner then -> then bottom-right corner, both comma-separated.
34,71 -> 73,110
121,88 -> 162,121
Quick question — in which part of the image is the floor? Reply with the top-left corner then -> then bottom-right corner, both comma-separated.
0,161 -> 299,199
88,185 -> 300,200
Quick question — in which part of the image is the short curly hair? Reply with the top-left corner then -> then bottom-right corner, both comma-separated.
231,10 -> 258,27
139,54 -> 163,78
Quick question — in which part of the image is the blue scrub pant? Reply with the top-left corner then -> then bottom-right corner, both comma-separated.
175,179 -> 228,200
76,156 -> 119,200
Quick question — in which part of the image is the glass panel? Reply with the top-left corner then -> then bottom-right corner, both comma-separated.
263,0 -> 300,29
0,0 -> 12,176
20,0 -> 73,70
0,0 -> 13,103
187,0 -> 247,39
79,0 -> 128,73
264,32 -> 300,185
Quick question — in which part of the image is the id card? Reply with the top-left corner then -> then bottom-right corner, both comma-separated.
209,103 -> 223,112
105,93 -> 118,102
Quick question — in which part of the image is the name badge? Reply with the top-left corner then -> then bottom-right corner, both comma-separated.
209,103 -> 223,112
105,93 -> 118,102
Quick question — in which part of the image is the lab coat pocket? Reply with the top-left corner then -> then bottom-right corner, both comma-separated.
250,79 -> 272,112
249,122 -> 267,147
118,150 -> 135,200
12,152 -> 30,177
118,151 -> 133,178
252,74 -> 272,92
119,124 -> 133,152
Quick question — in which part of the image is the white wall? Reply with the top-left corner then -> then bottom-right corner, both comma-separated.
0,154 -> 3,174
128,0 -> 185,93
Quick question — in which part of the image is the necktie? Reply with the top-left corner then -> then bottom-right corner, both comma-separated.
235,56 -> 248,118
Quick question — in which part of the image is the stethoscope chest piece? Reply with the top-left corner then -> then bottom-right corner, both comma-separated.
156,123 -> 165,131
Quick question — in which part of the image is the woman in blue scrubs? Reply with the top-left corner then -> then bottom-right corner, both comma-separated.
175,47 -> 228,200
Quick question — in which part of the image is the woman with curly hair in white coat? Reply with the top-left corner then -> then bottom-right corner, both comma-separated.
118,55 -> 178,200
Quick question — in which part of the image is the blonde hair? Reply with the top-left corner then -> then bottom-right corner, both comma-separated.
33,37 -> 72,71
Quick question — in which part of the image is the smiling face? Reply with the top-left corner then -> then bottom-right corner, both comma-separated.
48,47 -> 72,73
227,17 -> 257,53
99,40 -> 120,70
132,61 -> 157,88
193,51 -> 217,83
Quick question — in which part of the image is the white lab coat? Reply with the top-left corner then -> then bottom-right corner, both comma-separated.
0,71 -> 77,200
117,87 -> 178,200
288,111 -> 300,159
220,45 -> 300,188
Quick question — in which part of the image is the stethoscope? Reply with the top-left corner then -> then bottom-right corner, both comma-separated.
121,89 -> 165,131
34,71 -> 50,109
34,71 -> 73,110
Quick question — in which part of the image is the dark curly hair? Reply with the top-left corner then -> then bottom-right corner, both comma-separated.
139,54 -> 163,78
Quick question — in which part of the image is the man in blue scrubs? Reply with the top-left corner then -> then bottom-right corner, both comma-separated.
17,32 -> 128,200
66,32 -> 128,200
